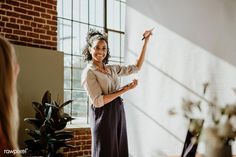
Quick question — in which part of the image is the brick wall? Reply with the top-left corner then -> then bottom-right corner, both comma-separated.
0,0 -> 57,50
63,128 -> 92,157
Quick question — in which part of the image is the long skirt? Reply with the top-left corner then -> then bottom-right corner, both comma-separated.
90,97 -> 129,157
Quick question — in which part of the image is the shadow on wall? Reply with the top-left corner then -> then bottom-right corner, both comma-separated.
124,3 -> 236,156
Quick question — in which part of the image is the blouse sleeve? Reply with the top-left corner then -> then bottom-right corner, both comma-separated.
81,69 -> 104,108
112,64 -> 139,76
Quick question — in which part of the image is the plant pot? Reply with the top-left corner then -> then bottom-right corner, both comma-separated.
205,143 -> 232,157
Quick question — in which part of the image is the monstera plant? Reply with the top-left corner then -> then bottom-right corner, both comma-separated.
24,90 -> 75,157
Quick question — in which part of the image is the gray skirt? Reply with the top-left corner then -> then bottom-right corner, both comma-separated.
90,97 -> 129,157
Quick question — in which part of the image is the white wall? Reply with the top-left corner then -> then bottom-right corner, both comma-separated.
124,0 -> 236,156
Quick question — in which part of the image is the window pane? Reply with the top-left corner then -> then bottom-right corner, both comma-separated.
62,0 -> 72,19
64,90 -> 72,114
121,34 -> 125,59
58,19 -> 72,54
107,0 -> 121,30
73,0 -> 79,21
81,0 -> 89,23
79,24 -> 89,55
108,31 -> 121,59
64,68 -> 71,89
89,0 -> 104,27
71,90 -> 88,123
121,2 -> 126,32
64,54 -> 71,67
73,22 -> 80,55
57,0 -> 63,17
72,68 -> 82,89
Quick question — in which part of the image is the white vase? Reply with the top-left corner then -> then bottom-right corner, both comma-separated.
205,143 -> 232,157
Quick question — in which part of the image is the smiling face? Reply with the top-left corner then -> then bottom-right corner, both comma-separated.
90,39 -> 108,63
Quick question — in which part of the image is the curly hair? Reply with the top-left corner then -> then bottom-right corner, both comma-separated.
82,29 -> 110,64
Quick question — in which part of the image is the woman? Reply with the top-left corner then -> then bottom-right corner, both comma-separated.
0,36 -> 21,157
81,29 -> 152,157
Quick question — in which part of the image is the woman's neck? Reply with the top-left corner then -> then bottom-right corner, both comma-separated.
92,60 -> 104,68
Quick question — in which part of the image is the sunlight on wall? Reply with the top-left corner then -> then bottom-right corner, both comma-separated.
124,6 -> 236,157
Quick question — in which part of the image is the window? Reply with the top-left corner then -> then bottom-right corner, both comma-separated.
57,0 -> 126,125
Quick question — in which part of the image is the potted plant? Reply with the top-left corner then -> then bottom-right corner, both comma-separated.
24,90 -> 75,157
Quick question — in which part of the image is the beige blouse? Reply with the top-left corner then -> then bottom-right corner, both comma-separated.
81,62 -> 138,107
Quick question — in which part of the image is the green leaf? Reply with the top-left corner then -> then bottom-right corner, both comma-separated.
32,102 -> 45,119
46,106 -> 52,121
42,90 -> 52,105
24,118 -> 43,129
59,100 -> 73,109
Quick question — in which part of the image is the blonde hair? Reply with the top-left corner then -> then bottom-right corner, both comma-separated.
0,36 -> 20,156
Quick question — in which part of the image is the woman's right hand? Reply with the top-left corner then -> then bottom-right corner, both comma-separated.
123,79 -> 138,91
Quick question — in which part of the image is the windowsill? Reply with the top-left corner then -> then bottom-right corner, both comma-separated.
65,123 -> 90,129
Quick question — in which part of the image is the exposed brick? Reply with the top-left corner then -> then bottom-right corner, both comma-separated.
52,5 -> 56,11
14,7 -> 27,14
11,40 -> 27,46
27,10 -> 40,16
41,2 -> 52,9
28,0 -> 40,6
40,45 -> 52,49
20,36 -> 32,42
2,4 -> 12,10
31,22 -> 37,27
19,0 -> 27,2
52,36 -> 57,41
3,28 -> 12,33
34,28 -> 46,34
3,0 -> 57,50
78,152 -> 83,156
0,10 -> 6,15
40,34 -> 51,40
7,11 -> 20,17
34,17 -> 46,23
20,3 -> 33,10
5,34 -> 19,40
47,31 -> 57,35
34,6 -> 46,13
52,15 -> 57,20
47,0 -> 57,5
14,30 -> 26,36
32,38 -> 45,45
0,22 -> 4,27
17,19 -> 23,24
2,16 -> 9,22
37,23 -> 49,30
6,0 -> 19,6
21,25 -> 32,31
24,20 -> 31,26
20,14 -> 33,20
10,18 -> 16,23
41,13 -> 51,19
6,23 -> 19,29
27,32 -> 39,38
47,9 -> 56,15
47,20 -> 56,25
